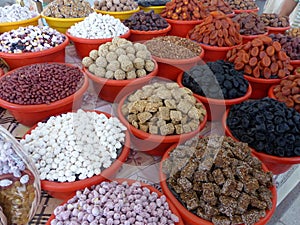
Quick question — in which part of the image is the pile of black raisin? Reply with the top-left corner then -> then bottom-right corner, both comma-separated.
227,98 -> 300,157
136,0 -> 170,7
182,60 -> 249,99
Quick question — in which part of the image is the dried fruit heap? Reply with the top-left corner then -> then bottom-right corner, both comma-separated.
161,0 -> 208,21
226,36 -> 293,78
203,0 -> 233,15
189,11 -> 242,47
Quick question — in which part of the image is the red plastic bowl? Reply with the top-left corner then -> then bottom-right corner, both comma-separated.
128,24 -> 171,42
24,111 -> 131,200
165,18 -> 203,38
244,74 -> 281,99
66,30 -> 131,59
199,43 -> 240,62
290,60 -> 300,72
0,63 -> 89,127
160,143 -> 277,225
177,72 -> 252,121
0,35 -> 69,69
222,109 -> 300,174
152,49 -> 204,81
267,26 -> 291,35
117,90 -> 208,156
83,60 -> 158,103
233,8 -> 259,14
241,32 -> 268,44
46,178 -> 184,225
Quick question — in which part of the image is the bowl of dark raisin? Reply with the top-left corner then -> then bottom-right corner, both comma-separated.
160,135 -> 277,225
123,10 -> 171,42
178,60 -> 252,121
0,63 -> 89,126
223,98 -> 300,174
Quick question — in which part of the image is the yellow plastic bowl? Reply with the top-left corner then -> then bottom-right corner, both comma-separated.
140,5 -> 166,14
95,7 -> 140,21
41,13 -> 85,33
0,15 -> 40,33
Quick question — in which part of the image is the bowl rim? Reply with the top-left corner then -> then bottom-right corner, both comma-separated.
116,87 -> 208,143
244,74 -> 282,83
241,31 -> 269,38
83,59 -> 158,86
0,35 -> 69,59
129,23 -> 171,35
0,14 -> 40,26
222,108 -> 300,162
46,178 -> 184,225
165,18 -> 203,25
159,142 -> 277,225
0,62 -> 88,112
40,12 -> 86,21
267,25 -> 291,30
23,110 -> 131,191
94,6 -> 140,15
177,72 -> 253,106
140,5 -> 166,9
65,29 -> 131,43
233,7 -> 260,13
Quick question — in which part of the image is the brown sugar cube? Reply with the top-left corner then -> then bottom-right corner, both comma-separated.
137,111 -> 152,124
221,179 -> 237,196
149,124 -> 158,134
155,89 -> 172,100
158,107 -> 170,120
131,120 -> 139,129
164,99 -> 177,109
236,165 -> 251,181
148,95 -> 162,103
184,94 -> 197,104
197,208 -> 212,221
222,167 -> 235,179
180,191 -> 200,211
175,124 -> 183,134
241,209 -> 262,225
194,170 -> 208,182
156,119 -> 167,127
232,215 -> 243,225
214,154 -> 231,168
245,155 -> 262,170
188,107 -> 201,119
139,123 -> 149,132
212,169 -> 225,186
244,178 -> 260,194
177,177 -> 193,191
145,102 -> 161,113
170,110 -> 183,123
193,181 -> 202,191
237,193 -> 251,214
236,181 -> 244,192
213,183 -> 221,195
177,99 -> 193,114
132,100 -> 148,113
188,120 -> 200,131
160,123 -> 175,135
181,161 -> 198,180
183,124 -> 192,133
212,216 -> 231,225
202,183 -> 217,205
253,169 -> 272,186
219,196 -> 238,217
251,196 -> 268,210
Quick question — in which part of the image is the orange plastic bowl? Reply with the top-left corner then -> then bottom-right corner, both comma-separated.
244,74 -> 281,99
160,143 -> 277,225
165,18 -> 203,38
83,60 -> 158,103
151,49 -> 204,81
222,109 -> 300,174
66,30 -> 131,59
199,43 -> 240,62
128,24 -> 171,42
233,8 -> 259,14
46,178 -> 184,225
0,63 -> 88,127
177,72 -> 252,121
0,35 -> 69,69
267,26 -> 291,35
241,31 -> 268,44
117,90 -> 208,156
24,111 -> 131,200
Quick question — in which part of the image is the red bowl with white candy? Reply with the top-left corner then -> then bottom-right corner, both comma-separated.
22,110 -> 131,200
46,178 -> 184,225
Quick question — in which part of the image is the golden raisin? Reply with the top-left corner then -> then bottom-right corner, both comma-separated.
249,57 -> 258,67
261,55 -> 271,67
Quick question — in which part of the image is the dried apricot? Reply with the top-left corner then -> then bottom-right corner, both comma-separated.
228,55 -> 236,62
263,68 -> 272,78
249,57 -> 258,67
215,20 -> 222,29
218,38 -> 224,47
226,50 -> 232,59
270,62 -> 279,74
260,36 -> 272,44
252,38 -> 263,47
259,51 -> 267,59
243,42 -> 252,51
278,51 -> 288,61
218,29 -> 223,38
250,47 -> 259,57
203,36 -> 210,44
242,53 -> 250,64
210,30 -> 218,39
244,65 -> 252,75
266,46 -> 275,56
278,69 -> 286,78
272,41 -> 282,52
235,62 -> 245,70
278,61 -> 283,69
261,55 -> 271,67
253,66 -> 260,78
210,38 -> 218,46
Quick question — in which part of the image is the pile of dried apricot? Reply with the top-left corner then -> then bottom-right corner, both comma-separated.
160,0 -> 208,21
188,11 -> 242,47
226,36 -> 293,78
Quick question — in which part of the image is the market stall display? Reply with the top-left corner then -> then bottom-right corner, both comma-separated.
123,10 -> 171,42
161,136 -> 277,225
0,63 -> 88,126
0,3 -> 40,33
21,110 -> 130,200
67,12 -> 130,58
178,60 -> 252,120
138,0 -> 169,13
117,81 -> 207,156
41,0 -> 94,33
203,0 -> 233,16
225,0 -> 259,14
260,13 -> 290,35
144,36 -> 204,80
224,98 -> 300,174
0,126 -> 41,225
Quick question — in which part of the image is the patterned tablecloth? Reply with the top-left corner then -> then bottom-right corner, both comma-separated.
0,45 -> 298,224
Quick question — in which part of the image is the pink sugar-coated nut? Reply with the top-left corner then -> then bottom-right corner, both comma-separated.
149,202 -> 156,210
157,208 -> 164,217
171,213 -> 179,222
156,198 -> 162,207
136,215 -> 143,222
135,222 -> 144,225
77,211 -> 84,221
87,214 -> 94,222
120,214 -> 126,221
90,221 -> 97,225
71,208 -> 79,217
92,206 -> 100,217
54,206 -> 64,215
101,195 -> 107,203
99,218 -> 106,223
81,221 -> 89,225
113,219 -> 120,224
69,221 -> 79,225
113,213 -> 120,220
86,205 -> 93,214
107,218 -> 114,225
107,211 -> 115,218
124,221 -> 130,225
161,216 -> 167,224
61,210 -> 71,220
128,217 -> 135,223
133,204 -> 143,213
